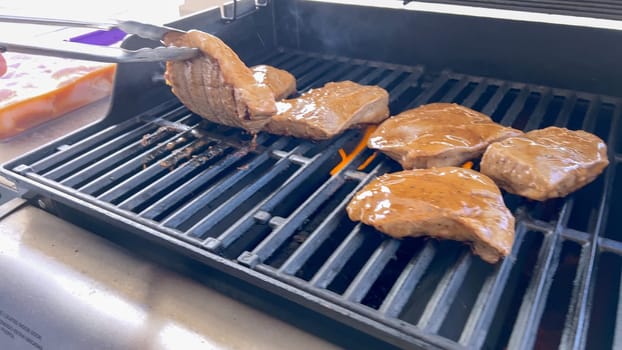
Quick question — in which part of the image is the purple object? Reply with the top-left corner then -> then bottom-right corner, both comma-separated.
68,28 -> 127,46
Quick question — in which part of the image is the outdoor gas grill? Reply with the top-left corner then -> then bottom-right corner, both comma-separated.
2,1 -> 622,349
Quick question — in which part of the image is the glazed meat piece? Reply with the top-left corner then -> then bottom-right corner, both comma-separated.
368,103 -> 522,169
480,127 -> 609,201
163,30 -> 276,133
263,81 -> 389,139
251,65 -> 297,100
346,167 -> 515,263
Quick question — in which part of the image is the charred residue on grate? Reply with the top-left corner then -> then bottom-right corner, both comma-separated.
96,123 -> 252,207
58,110 -> 202,198
140,132 -> 195,169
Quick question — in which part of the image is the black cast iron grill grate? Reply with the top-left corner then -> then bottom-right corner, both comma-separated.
3,49 -> 622,349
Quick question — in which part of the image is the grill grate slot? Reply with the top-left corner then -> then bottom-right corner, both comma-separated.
60,123 -> 189,189
117,144 -> 233,213
604,163 -> 622,239
506,200 -> 572,349
534,240 -> 582,349
295,61 -> 341,89
586,252 -> 622,349
140,141 -> 282,221
458,223 -> 526,346
325,229 -> 385,295
43,124 -> 161,182
360,238 -> 426,310
377,71 -> 407,91
273,53 -> 309,72
537,95 -> 565,129
310,224 -> 368,289
469,83 -> 499,111
438,257 -> 495,341
339,65 -> 373,82
208,134 -> 352,252
559,101 -> 620,349
275,171 -> 378,276
288,217 -> 357,281
481,83 -> 511,117
452,82 -> 479,105
482,230 -> 545,349
567,98 -> 590,130
239,173 -> 346,265
417,252 -> 473,333
439,78 -> 471,103
379,242 -> 437,317
165,155 -> 285,231
398,241 -> 466,325
522,89 -> 552,131
4,49 -> 622,350
299,66 -> 349,91
262,50 -> 296,67
263,179 -> 359,269
185,159 -> 299,237
288,58 -> 325,78
342,239 -> 401,303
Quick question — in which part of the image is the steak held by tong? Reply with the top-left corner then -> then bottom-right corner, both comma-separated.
251,65 -> 297,100
264,81 -> 390,139
163,30 -> 277,133
480,126 -> 609,201
368,103 -> 522,169
346,167 -> 515,263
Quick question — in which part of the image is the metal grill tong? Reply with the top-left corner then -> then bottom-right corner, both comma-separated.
0,15 -> 198,63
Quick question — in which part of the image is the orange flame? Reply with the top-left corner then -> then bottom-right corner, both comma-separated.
462,161 -> 474,169
330,126 -> 377,176
357,152 -> 378,171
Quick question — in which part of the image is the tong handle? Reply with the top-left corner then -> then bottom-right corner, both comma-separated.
0,39 -> 199,63
0,15 -> 186,41
0,15 -> 115,31
0,15 -> 198,63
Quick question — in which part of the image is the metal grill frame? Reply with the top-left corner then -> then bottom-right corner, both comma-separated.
4,49 -> 621,350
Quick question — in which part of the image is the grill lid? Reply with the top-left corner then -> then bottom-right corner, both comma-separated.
3,2 -> 622,349
403,0 -> 622,21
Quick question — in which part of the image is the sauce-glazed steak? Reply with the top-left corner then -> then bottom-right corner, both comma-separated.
346,167 -> 515,263
369,103 -> 522,169
164,30 -> 277,133
480,126 -> 609,201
